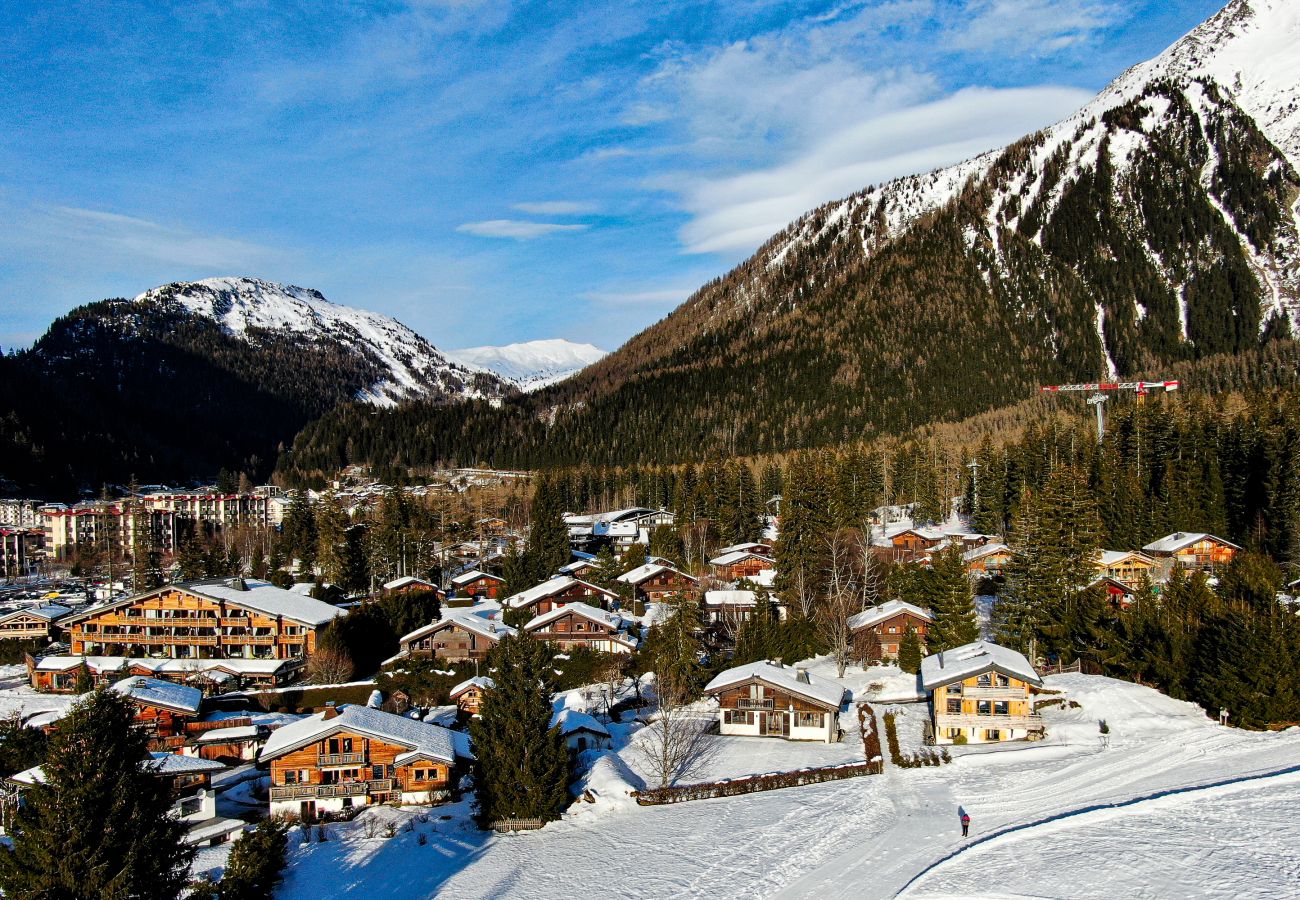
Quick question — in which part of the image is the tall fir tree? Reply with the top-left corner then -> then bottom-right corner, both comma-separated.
927,545 -> 979,651
897,625 -> 922,674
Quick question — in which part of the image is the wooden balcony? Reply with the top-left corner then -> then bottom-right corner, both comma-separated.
736,698 -> 775,710
951,685 -> 1028,700
269,779 -> 395,801
936,712 -> 1043,730
318,752 -> 368,767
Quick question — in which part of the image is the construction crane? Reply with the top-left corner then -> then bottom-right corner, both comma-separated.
1039,380 -> 1180,440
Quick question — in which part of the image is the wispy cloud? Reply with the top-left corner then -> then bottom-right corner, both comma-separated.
456,219 -> 590,239
511,201 -> 597,215
582,286 -> 695,307
946,1 -> 1121,55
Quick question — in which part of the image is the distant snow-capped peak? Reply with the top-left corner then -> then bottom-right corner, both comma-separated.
445,338 -> 607,391
133,276 -> 509,406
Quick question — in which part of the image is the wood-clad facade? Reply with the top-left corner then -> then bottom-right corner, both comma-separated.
453,572 -> 504,598
0,609 -> 65,642
400,617 -> 507,663
525,607 -> 636,654
624,568 -> 698,604
710,680 -> 840,743
710,553 -> 773,581
929,671 -> 1043,745
852,609 -> 932,663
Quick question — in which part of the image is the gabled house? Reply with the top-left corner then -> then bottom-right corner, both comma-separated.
183,718 -> 268,763
552,708 -> 611,753
848,599 -> 934,663
876,524 -> 947,562
714,542 -> 773,557
390,611 -> 516,664
962,542 -> 1011,577
29,654 -> 302,694
558,558 -> 601,578
921,642 -> 1044,745
109,675 -> 204,750
1095,550 -> 1160,587
702,590 -> 758,627
1089,575 -> 1137,609
503,576 -> 618,615
383,576 -> 443,597
450,569 -> 504,599
259,704 -> 469,820
1141,533 -> 1239,571
616,563 -> 699,604
704,659 -> 845,743
709,550 -> 775,582
449,676 -> 494,716
524,602 -> 638,654
0,603 -> 71,642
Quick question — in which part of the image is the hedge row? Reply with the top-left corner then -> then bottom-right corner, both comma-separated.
634,759 -> 883,806
882,710 -> 949,768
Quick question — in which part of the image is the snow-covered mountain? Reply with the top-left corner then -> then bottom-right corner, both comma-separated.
134,277 -> 511,406
446,338 -> 607,391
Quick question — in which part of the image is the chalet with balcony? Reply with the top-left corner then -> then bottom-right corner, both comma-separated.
28,654 -> 302,694
876,524 -> 947,562
450,569 -> 505,599
383,576 -> 443,597
921,641 -> 1043,745
449,676 -> 494,716
260,704 -> 468,820
57,578 -> 345,665
709,550 -> 775,582
1095,550 -> 1160,587
558,558 -> 601,578
1141,533 -> 1239,571
0,603 -> 70,643
705,659 -> 845,743
617,563 -> 699,604
524,602 -> 638,654
110,675 -> 203,751
390,611 -> 516,665
503,576 -> 618,615
849,599 -> 933,663
963,542 -> 1011,577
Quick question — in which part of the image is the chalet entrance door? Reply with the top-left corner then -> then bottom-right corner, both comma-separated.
764,711 -> 789,737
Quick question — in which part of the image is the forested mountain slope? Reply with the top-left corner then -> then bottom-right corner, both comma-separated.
280,0 -> 1300,479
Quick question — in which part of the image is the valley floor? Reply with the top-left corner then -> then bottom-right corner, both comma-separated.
274,668 -> 1300,899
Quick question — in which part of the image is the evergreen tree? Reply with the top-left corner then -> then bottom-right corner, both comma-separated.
0,713 -> 47,777
470,634 -> 569,826
177,536 -> 209,581
897,625 -> 922,674
74,660 -> 94,694
0,689 -> 194,898
281,489 -> 317,571
927,545 -> 979,651
315,491 -> 350,584
642,591 -> 704,698
525,474 -> 571,582
219,817 -> 290,900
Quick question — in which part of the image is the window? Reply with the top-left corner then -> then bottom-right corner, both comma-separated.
995,674 -> 1009,687
341,737 -> 353,753
994,701 -> 1009,716
796,712 -> 824,728
283,770 -> 298,785
725,709 -> 754,726
977,673 -> 992,686
179,796 -> 203,817
986,729 -> 1001,741
977,701 -> 992,715
413,769 -> 426,782
948,727 -> 963,739
947,698 -> 962,714
888,626 -> 897,634
372,765 -> 384,780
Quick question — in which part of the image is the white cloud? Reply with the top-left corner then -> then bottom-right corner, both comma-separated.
677,84 -> 1092,254
581,286 -> 694,307
511,201 -> 597,215
456,219 -> 590,239
946,1 -> 1120,55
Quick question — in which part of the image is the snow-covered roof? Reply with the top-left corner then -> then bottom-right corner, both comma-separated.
110,675 -> 203,715
260,704 -> 462,766
709,550 -> 775,567
147,751 -> 229,776
552,708 -> 610,738
1097,550 -> 1156,566
715,542 -> 771,555
383,576 -> 439,591
703,590 -> 757,607
193,724 -> 261,743
920,641 -> 1042,691
847,599 -> 933,631
503,575 -> 614,609
0,603 -> 72,623
1142,532 -> 1241,554
704,659 -> 845,710
450,676 -> 495,698
616,562 -> 695,585
33,655 -> 297,676
526,601 -> 623,632
962,542 -> 1011,562
882,524 -> 946,542
451,569 -> 502,586
399,610 -> 516,645
61,579 -> 347,628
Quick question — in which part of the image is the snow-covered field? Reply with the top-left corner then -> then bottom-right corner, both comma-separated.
268,663 -> 1300,898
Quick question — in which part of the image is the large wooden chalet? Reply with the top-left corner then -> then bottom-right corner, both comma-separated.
1095,550 -> 1160,586
0,603 -> 71,643
450,569 -> 505,599
503,575 -> 618,615
57,578 -> 345,663
616,562 -> 699,604
390,611 -> 516,664
705,659 -> 846,743
260,704 -> 468,821
848,599 -> 933,663
921,642 -> 1044,745
708,550 -> 774,582
449,676 -> 494,716
1141,533 -> 1239,571
876,525 -> 947,562
524,602 -> 639,654
29,654 -> 300,694
962,542 -> 1011,577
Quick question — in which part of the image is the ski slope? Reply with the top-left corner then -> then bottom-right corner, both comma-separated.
274,671 -> 1300,899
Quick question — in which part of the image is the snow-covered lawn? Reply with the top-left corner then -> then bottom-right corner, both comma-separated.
662,732 -> 864,784
269,663 -> 1300,899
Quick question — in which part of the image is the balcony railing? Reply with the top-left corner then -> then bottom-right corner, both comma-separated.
737,698 -> 774,710
318,752 -> 368,767
936,712 -> 1043,729
952,685 -> 1028,700
269,779 -> 395,801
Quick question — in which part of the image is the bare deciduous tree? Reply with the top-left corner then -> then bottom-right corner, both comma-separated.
634,678 -> 719,790
306,645 -> 354,685
818,528 -> 875,677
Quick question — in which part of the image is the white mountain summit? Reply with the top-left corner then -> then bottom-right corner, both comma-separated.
445,339 -> 608,391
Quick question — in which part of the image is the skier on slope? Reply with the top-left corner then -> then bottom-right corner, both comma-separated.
960,810 -> 971,837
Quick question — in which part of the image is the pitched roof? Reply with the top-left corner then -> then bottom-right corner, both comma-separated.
552,708 -> 611,738
1142,532 -> 1242,554
525,602 -> 624,632
703,590 -> 757,607
398,610 -> 516,645
16,751 -> 228,786
383,576 -> 439,591
60,579 -> 347,628
1097,550 -> 1156,566
0,603 -> 71,624
110,675 -> 203,715
260,704 -> 463,766
716,542 -> 771,555
33,655 -> 297,676
709,550 -> 775,567
616,562 -> 696,586
451,569 -> 503,586
920,641 -> 1041,691
704,659 -> 845,710
847,599 -> 933,631
503,575 -> 614,609
450,676 -> 495,698
961,542 -> 1011,562
193,724 -> 261,743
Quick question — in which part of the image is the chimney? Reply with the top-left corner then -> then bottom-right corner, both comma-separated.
229,576 -> 248,592
771,657 -> 783,668
322,701 -> 339,720
795,667 -> 810,684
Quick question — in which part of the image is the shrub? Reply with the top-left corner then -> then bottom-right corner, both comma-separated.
953,734 -> 968,746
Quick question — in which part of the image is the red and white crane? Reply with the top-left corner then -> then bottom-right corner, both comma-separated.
1039,380 -> 1180,439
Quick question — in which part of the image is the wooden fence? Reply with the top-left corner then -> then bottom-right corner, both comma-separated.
492,818 -> 547,833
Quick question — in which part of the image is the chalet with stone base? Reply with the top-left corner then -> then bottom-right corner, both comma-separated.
260,704 -> 469,821
704,659 -> 845,743
921,642 -> 1043,746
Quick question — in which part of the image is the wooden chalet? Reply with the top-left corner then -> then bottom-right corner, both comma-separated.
28,654 -> 302,694
260,704 -> 468,821
524,602 -> 638,654
503,575 -> 618,615
183,718 -> 267,763
876,525 -> 947,563
962,542 -> 1011,577
56,578 -> 345,664
702,590 -> 760,645
109,675 -> 204,751
0,603 -> 71,643
1095,550 -> 1160,587
848,599 -> 934,663
382,576 -> 443,597
708,550 -> 775,582
616,562 -> 699,603
704,659 -> 846,743
552,709 -> 611,753
449,676 -> 494,716
921,642 -> 1044,745
450,569 -> 504,599
1141,533 -> 1239,571
390,611 -> 516,664
1090,575 -> 1137,609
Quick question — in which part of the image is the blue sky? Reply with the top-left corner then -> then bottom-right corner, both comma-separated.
0,0 -> 1223,351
